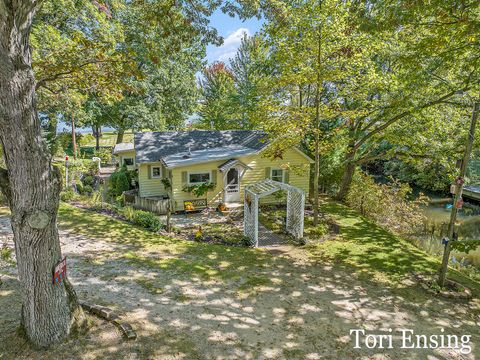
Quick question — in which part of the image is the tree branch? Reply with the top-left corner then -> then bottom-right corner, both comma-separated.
354,87 -> 469,150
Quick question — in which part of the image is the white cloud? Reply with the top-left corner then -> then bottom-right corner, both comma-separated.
213,27 -> 251,62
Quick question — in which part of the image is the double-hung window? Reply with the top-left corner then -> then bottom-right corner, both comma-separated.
151,166 -> 162,178
123,157 -> 134,166
271,168 -> 284,182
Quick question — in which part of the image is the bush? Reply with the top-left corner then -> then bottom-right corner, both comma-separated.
241,235 -> 256,247
60,188 -> 79,202
346,170 -> 427,235
109,170 -> 130,197
94,148 -> 112,164
132,210 -> 162,232
122,206 -> 136,222
82,185 -> 93,195
82,175 -> 94,186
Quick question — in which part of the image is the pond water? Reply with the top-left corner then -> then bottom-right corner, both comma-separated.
415,195 -> 480,266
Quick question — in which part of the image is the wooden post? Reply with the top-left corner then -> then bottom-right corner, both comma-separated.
438,101 -> 479,287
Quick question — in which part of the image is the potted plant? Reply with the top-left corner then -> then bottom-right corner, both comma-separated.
184,202 -> 194,211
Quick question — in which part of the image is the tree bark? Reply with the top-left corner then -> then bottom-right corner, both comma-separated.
92,125 -> 101,150
336,146 -> 357,202
438,100 -> 479,287
0,2 -> 83,348
116,128 -> 125,144
71,114 -> 77,159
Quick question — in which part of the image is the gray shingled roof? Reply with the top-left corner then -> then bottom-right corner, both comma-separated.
113,142 -> 134,154
135,130 -> 269,167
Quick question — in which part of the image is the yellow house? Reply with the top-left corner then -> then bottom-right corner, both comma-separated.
113,130 -> 313,212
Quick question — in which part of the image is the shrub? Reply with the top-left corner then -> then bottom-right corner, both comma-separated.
133,210 -> 162,232
346,170 -> 427,235
60,188 -> 79,202
82,185 -> 93,195
82,175 -> 94,186
94,148 -> 112,164
122,206 -> 136,222
109,170 -> 130,197
241,235 -> 255,247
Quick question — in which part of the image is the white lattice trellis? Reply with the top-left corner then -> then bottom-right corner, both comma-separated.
244,179 -> 305,247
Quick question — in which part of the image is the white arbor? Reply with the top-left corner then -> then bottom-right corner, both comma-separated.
244,179 -> 305,247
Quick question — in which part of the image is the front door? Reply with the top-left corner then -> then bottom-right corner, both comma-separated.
225,167 -> 240,202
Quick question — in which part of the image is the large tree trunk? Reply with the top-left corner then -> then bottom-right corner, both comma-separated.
336,149 -> 357,202
116,128 -> 125,144
0,2 -> 83,348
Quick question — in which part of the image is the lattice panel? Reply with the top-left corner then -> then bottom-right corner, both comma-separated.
243,189 -> 258,246
286,189 -> 305,239
244,180 -> 305,246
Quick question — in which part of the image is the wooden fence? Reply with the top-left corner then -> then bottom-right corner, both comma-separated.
124,190 -> 169,215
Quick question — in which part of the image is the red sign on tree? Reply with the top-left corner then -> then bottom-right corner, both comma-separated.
53,257 -> 67,285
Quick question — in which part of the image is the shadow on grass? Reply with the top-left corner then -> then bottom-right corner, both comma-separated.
311,201 -> 480,295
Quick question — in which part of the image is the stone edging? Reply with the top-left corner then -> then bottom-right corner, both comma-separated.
80,302 -> 137,340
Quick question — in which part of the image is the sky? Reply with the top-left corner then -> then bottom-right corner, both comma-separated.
205,9 -> 263,64
60,10 -> 264,133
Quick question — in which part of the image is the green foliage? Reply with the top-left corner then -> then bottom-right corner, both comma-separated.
60,188 -> 80,202
182,182 -> 215,198
241,235 -> 256,248
161,178 -> 171,190
346,171 -> 428,236
132,210 -> 162,232
109,171 -> 130,197
122,206 -> 136,222
450,240 -> 480,254
93,148 -> 112,164
108,165 -> 136,197
197,62 -> 238,129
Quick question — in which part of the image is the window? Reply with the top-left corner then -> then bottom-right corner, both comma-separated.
123,157 -> 134,166
188,172 -> 210,185
271,168 -> 284,182
151,166 -> 162,178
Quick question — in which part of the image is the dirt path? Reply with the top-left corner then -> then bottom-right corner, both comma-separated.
1,213 -> 479,359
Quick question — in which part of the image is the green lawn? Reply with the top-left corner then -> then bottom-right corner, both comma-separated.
79,131 -> 134,147
309,200 -> 480,294
58,204 -> 272,284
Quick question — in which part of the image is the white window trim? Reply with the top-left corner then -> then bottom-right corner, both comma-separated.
270,168 -> 285,182
151,166 -> 162,179
188,170 -> 212,185
123,157 -> 135,166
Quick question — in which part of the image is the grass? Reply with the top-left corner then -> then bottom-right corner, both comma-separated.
309,200 -> 480,295
79,131 -> 134,147
58,204 -> 271,283
2,201 -> 479,295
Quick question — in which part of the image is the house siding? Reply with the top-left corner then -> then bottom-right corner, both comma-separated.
171,161 -> 226,211
168,148 -> 311,211
237,148 -> 310,204
138,163 -> 168,198
135,147 -> 311,211
115,150 -> 136,170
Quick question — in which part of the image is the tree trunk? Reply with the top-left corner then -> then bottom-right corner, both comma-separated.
116,128 -> 125,144
0,3 -> 83,348
71,115 -> 77,159
46,113 -> 58,156
92,125 -> 101,151
336,149 -> 357,202
438,100 -> 479,287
